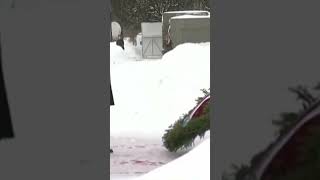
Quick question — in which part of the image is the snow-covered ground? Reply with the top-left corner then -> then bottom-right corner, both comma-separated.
110,39 -> 210,179
137,138 -> 210,180
110,136 -> 184,175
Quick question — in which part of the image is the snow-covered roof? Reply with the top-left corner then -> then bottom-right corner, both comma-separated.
171,14 -> 210,20
164,10 -> 209,14
141,22 -> 162,37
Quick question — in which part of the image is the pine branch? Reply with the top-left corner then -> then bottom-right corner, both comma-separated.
162,89 -> 210,152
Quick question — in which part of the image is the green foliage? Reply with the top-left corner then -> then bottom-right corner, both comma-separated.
162,104 -> 209,152
229,82 -> 320,180
272,84 -> 320,137
288,85 -> 318,110
195,88 -> 210,103
111,0 -> 211,38
272,112 -> 299,137
162,89 -> 210,152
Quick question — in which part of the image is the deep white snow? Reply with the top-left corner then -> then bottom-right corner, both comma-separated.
110,39 -> 210,179
136,138 -> 210,180
110,41 -> 210,137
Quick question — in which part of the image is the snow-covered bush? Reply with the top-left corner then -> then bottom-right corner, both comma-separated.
162,89 -> 210,152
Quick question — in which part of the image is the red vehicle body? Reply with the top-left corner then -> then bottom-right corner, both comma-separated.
252,101 -> 320,180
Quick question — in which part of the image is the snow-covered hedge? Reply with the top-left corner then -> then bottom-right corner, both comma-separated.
162,89 -> 210,152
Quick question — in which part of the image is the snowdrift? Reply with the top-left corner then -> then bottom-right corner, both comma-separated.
135,138 -> 210,180
110,41 -> 210,178
110,42 -> 210,138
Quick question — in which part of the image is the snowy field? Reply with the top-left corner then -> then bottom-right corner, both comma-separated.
110,39 -> 210,179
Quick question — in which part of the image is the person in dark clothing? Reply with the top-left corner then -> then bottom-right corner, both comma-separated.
116,30 -> 125,50
110,84 -> 114,106
0,33 -> 15,141
116,38 -> 124,50
110,84 -> 114,153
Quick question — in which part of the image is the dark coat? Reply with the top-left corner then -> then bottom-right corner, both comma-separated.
116,39 -> 124,50
0,34 -> 15,141
110,84 -> 114,106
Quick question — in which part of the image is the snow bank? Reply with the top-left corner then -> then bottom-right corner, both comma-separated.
171,14 -> 210,19
110,41 -> 142,65
110,40 -> 210,178
135,138 -> 210,180
110,42 -> 210,138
